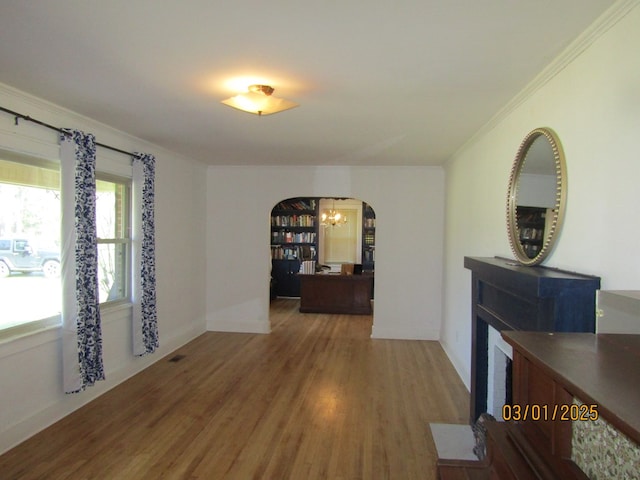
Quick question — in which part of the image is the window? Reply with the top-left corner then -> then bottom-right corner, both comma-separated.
0,152 -> 132,335
96,175 -> 131,305
318,198 -> 363,268
0,155 -> 61,331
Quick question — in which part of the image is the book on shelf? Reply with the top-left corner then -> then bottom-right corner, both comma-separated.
274,198 -> 317,211
271,214 -> 315,227
271,232 -> 316,244
271,245 -> 317,260
299,260 -> 316,274
364,233 -> 375,245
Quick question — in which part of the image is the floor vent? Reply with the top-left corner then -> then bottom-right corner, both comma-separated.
168,354 -> 186,363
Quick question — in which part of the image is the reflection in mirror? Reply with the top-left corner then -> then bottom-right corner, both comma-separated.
507,128 -> 566,266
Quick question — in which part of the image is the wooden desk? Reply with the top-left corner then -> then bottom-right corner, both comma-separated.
299,273 -> 373,315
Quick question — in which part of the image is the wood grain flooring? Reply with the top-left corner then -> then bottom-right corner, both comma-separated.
0,299 -> 469,479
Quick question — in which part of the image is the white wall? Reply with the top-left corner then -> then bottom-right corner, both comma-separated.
0,84 -> 208,453
206,165 -> 445,340
441,1 -> 640,388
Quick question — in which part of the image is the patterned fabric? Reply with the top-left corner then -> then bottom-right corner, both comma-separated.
572,398 -> 640,479
132,153 -> 158,355
60,129 -> 105,393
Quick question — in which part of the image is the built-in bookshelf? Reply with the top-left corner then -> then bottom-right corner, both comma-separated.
270,198 -> 318,261
516,206 -> 546,259
362,202 -> 376,272
270,197 -> 319,297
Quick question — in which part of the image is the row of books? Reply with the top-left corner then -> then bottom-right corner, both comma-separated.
271,214 -> 315,227
519,227 -> 543,240
364,218 -> 376,228
364,233 -> 375,245
517,208 -> 546,224
271,231 -> 316,244
363,249 -> 375,262
273,198 -> 317,211
271,245 -> 317,260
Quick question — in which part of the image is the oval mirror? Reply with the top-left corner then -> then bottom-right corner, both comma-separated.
506,127 -> 566,266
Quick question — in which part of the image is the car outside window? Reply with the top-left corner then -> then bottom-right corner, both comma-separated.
0,156 -> 61,331
0,154 -> 132,335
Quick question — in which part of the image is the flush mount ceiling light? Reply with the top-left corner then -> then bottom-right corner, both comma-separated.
221,84 -> 298,116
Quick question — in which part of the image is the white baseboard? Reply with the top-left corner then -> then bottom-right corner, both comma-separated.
0,322 -> 204,455
207,318 -> 270,334
371,324 -> 440,340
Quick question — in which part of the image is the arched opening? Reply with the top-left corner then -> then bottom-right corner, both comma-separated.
269,197 -> 375,322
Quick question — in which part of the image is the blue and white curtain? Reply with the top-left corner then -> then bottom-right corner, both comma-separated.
132,153 -> 158,356
60,130 -> 105,393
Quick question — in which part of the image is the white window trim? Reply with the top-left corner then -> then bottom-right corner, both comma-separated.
96,173 -> 132,308
0,151 -> 135,343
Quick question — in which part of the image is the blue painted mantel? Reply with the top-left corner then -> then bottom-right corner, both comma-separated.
464,256 -> 601,423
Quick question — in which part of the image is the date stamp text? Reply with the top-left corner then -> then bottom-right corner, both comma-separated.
502,403 -> 599,422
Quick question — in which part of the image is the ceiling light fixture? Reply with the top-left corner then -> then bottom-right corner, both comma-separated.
221,84 -> 298,116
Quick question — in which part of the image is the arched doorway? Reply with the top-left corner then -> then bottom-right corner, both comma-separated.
269,196 -> 375,316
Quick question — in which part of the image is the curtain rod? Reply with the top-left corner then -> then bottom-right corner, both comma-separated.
0,105 -> 135,157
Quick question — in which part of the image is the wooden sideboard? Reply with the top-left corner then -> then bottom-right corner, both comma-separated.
437,331 -> 640,479
299,273 -> 373,315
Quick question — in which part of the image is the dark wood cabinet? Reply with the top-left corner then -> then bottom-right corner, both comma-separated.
299,273 -> 373,314
500,332 -> 640,479
437,332 -> 640,479
271,259 -> 302,297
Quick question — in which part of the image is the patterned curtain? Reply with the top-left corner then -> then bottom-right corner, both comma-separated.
60,130 -> 105,393
132,153 -> 158,356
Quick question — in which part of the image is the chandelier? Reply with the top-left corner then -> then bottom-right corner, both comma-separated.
321,202 -> 347,227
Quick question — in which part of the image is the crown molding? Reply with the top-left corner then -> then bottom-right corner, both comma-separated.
0,82 -> 204,166
449,0 -> 639,163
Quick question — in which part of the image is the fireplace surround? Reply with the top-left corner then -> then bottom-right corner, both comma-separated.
464,256 -> 600,423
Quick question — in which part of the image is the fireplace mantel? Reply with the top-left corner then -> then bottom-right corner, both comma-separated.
464,256 -> 600,423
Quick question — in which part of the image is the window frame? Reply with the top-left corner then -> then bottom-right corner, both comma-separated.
0,151 -> 135,341
0,151 -> 62,339
95,172 -> 133,309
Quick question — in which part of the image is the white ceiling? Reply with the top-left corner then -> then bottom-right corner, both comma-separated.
0,1 -> 615,166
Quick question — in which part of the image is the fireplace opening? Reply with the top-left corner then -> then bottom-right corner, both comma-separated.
487,325 -> 513,419
505,357 -> 513,407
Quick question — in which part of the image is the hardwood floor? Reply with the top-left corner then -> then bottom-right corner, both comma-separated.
0,299 -> 469,479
